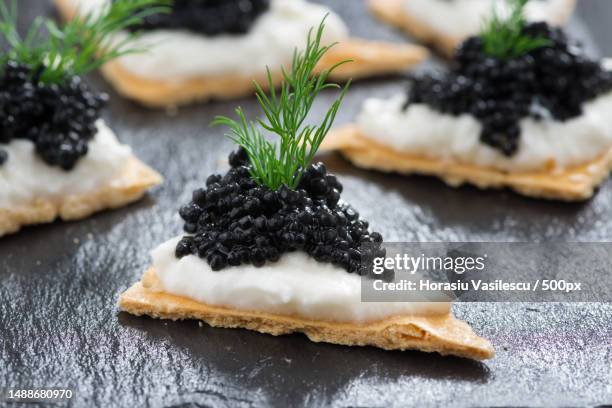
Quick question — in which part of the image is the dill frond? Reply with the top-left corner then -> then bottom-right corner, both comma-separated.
480,0 -> 551,59
213,17 -> 351,191
0,0 -> 170,84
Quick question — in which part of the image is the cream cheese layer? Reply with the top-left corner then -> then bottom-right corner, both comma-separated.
67,0 -> 349,80
356,92 -> 612,172
0,120 -> 132,208
152,237 -> 451,324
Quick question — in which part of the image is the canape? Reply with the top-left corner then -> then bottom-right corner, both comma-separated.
119,21 -> 493,360
0,1 -> 163,237
55,0 -> 429,108
323,1 -> 612,201
369,0 -> 576,57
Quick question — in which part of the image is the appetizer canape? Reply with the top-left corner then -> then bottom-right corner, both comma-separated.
369,0 -> 576,57
119,22 -> 493,360
323,1 -> 612,201
0,1 -> 163,237
55,0 -> 429,108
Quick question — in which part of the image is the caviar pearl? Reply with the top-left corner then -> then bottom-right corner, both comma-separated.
0,62 -> 106,169
405,22 -> 612,156
176,148 -> 384,274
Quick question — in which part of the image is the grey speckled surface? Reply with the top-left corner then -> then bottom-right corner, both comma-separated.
2,1 -> 612,407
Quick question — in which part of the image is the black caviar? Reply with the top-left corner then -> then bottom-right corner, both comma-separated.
124,0 -> 270,36
0,62 -> 106,170
175,148 -> 385,274
405,22 -> 612,156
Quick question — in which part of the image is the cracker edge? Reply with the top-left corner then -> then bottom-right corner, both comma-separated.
321,125 -> 612,201
118,268 -> 495,360
0,157 -> 162,237
368,0 -> 577,57
54,0 -> 428,108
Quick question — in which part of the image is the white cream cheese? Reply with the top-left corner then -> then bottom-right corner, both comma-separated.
66,0 -> 349,80
402,0 -> 573,39
356,92 -> 612,172
152,237 -> 451,323
0,120 -> 132,208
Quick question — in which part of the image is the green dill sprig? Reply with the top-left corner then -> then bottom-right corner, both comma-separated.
0,0 -> 170,84
213,18 -> 350,191
480,0 -> 551,59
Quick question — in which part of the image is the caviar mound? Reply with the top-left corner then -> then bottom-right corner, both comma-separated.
124,0 -> 270,36
405,22 -> 612,156
175,148 -> 384,274
0,62 -> 106,170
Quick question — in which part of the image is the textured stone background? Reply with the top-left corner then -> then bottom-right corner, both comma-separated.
1,1 -> 612,407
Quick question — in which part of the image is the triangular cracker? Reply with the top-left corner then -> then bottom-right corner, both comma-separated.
321,125 -> 612,201
54,0 -> 429,108
119,268 -> 494,360
0,157 -> 162,237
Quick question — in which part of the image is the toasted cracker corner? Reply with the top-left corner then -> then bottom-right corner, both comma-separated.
0,157 -> 162,237
119,268 -> 494,360
321,125 -> 612,201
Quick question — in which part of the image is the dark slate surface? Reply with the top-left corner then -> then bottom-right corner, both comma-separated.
2,1 -> 612,407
